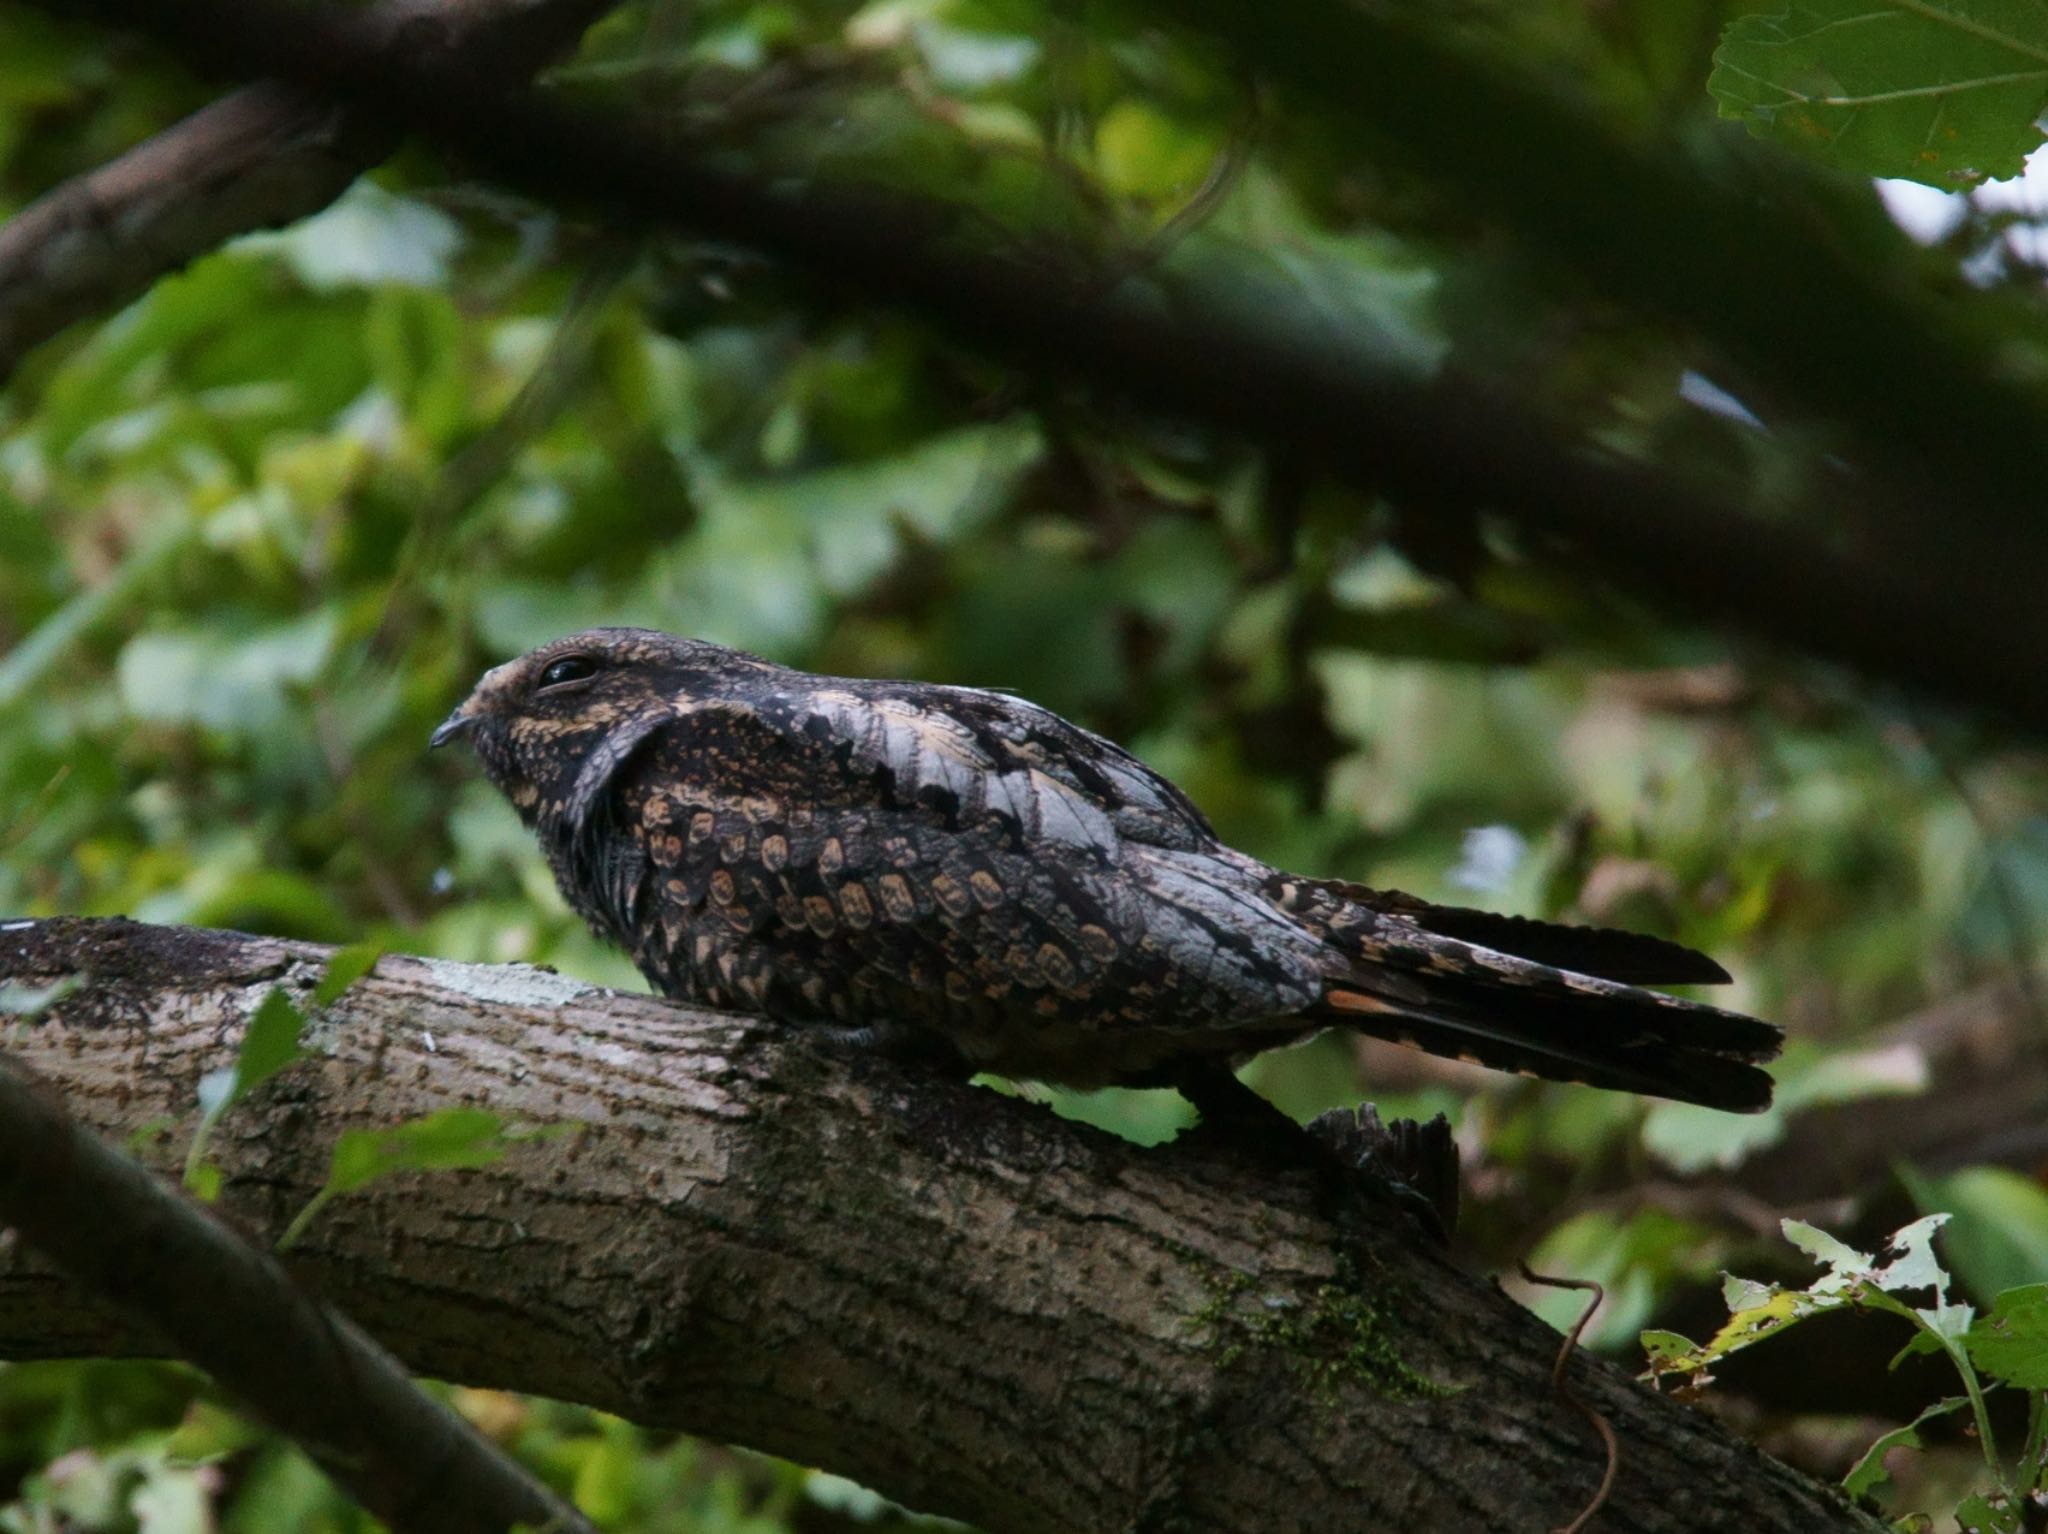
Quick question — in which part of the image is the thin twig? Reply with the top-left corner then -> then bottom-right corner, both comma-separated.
1519,1262 -> 1622,1534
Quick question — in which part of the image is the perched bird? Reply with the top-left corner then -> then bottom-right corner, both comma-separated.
432,628 -> 1781,1113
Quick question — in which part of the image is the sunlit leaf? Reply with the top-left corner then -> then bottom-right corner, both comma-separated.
1903,1163 -> 2048,1305
239,182 -> 465,291
1783,1218 -> 1874,1280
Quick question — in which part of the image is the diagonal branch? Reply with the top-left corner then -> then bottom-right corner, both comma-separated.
0,0 -> 619,390
18,0 -> 2048,738
0,918 -> 1885,1533
0,996 -> 594,1531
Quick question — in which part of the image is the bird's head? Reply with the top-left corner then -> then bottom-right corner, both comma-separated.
431,628 -> 750,834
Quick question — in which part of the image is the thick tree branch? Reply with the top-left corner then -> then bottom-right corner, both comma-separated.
0,918 -> 1883,1533
0,1047 -> 594,1534
0,0 -> 617,390
0,83 -> 368,389
18,0 -> 2048,738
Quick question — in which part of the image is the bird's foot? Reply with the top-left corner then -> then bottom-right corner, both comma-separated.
1165,1065 -> 1459,1245
1304,1104 -> 1459,1247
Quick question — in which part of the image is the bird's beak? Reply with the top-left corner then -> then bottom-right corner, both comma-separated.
429,708 -> 474,751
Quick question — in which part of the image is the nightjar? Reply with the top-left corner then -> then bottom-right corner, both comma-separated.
432,628 -> 1780,1110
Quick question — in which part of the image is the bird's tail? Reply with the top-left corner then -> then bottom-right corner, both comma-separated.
1273,877 -> 1782,1113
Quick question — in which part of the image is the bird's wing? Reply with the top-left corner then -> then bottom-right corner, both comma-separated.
755,678 -> 1223,856
603,682 -> 1326,1058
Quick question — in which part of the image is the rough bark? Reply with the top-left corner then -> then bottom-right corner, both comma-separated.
0,917 -> 1882,1533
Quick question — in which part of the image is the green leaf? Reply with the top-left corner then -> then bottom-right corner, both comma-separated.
312,943 -> 383,1008
240,181 -> 464,291
1903,1163 -> 2048,1304
184,989 -> 308,1193
1710,0 -> 2048,188
571,1419 -> 640,1524
1642,1039 -> 1926,1175
1843,1395 -> 1969,1498
325,1108 -> 522,1196
117,609 -> 339,736
0,510 -> 200,712
0,975 -> 79,1017
1966,1284 -> 2048,1388
1094,99 -> 1222,204
234,989 -> 311,1095
276,1109 -> 577,1251
1954,1489 -> 2021,1534
1646,1216 -> 1976,1389
187,1162 -> 222,1204
1783,1218 -> 1874,1280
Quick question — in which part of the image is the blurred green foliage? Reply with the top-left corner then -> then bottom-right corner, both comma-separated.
2,0 -> 2048,1527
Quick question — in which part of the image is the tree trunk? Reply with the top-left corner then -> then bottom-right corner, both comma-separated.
0,917 -> 1880,1533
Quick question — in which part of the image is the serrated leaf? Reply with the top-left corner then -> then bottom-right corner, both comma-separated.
1965,1283 -> 2048,1388
1843,1395 -> 1969,1498
1784,1217 -> 1874,1280
1872,1214 -> 1953,1295
1710,0 -> 2048,188
1724,1273 -> 1776,1310
1954,1489 -> 2020,1534
313,943 -> 383,1007
1904,1163 -> 2048,1304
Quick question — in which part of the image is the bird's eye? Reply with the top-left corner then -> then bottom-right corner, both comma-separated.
536,655 -> 598,692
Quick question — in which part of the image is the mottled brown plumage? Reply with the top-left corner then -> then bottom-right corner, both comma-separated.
433,628 -> 1781,1110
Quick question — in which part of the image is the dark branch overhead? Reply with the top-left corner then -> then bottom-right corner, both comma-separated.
15,0 -> 2048,734
0,0 -> 618,390
1142,0 -> 2048,547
